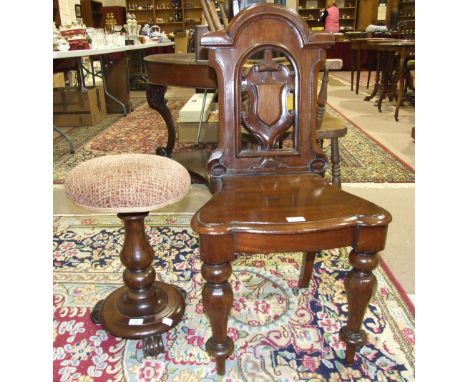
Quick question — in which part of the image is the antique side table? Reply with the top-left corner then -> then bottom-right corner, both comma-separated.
350,37 -> 398,95
365,40 -> 415,121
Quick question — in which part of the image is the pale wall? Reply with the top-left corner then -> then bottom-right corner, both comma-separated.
286,0 -> 297,10
58,0 -> 81,25
101,0 -> 126,5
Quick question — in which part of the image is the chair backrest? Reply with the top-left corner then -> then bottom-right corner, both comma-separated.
398,20 -> 415,40
201,4 -> 334,188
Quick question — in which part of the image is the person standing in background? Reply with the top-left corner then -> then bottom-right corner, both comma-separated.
320,2 -> 340,33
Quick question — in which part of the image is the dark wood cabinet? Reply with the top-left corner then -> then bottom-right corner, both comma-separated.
100,6 -> 127,28
357,0 -> 377,30
356,0 -> 411,30
81,0 -> 104,28
397,0 -> 415,23
53,0 -> 61,26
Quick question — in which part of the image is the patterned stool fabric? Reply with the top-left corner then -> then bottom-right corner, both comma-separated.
65,154 -> 191,213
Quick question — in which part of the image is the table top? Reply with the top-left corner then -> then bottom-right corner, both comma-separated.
144,53 -> 344,89
378,40 -> 415,47
124,41 -> 174,51
353,37 -> 398,42
145,53 -> 217,89
351,37 -> 399,48
376,40 -> 415,51
53,41 -> 174,59
145,52 -> 204,65
144,52 -> 342,69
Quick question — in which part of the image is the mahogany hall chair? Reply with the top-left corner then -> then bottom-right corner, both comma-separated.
191,4 -> 392,376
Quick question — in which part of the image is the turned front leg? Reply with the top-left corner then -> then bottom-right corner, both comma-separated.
330,137 -> 342,189
201,262 -> 234,375
339,250 -> 380,364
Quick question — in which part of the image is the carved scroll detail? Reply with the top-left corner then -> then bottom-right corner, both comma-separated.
309,153 -> 329,176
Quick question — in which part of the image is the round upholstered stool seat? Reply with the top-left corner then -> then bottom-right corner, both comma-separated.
65,153 -> 191,213
64,153 -> 190,358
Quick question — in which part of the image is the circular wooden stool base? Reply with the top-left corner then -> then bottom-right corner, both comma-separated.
96,281 -> 186,340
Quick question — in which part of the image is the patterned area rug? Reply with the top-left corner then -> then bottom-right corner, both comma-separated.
53,98 -> 414,184
53,214 -> 415,382
53,99 -> 215,184
54,98 -> 147,163
323,106 -> 414,183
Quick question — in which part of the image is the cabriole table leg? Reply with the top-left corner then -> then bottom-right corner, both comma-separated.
146,84 -> 177,157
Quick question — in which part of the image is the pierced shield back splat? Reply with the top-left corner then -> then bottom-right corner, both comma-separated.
240,47 -> 296,152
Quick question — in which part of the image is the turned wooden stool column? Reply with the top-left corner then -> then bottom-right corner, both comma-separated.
65,153 -> 191,357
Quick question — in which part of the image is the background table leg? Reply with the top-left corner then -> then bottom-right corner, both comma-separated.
146,84 -> 176,157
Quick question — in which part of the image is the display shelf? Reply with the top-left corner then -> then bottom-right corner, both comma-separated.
397,0 -> 415,22
126,0 -> 202,32
296,0 -> 358,31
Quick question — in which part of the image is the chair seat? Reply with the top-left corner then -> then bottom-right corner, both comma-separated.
65,153 -> 191,213
317,114 -> 348,139
324,58 -> 343,71
193,173 -> 390,235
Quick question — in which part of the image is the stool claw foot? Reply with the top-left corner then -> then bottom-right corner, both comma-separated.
91,300 -> 104,325
142,334 -> 165,358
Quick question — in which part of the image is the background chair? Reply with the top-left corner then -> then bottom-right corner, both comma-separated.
191,4 -> 392,376
316,59 -> 347,189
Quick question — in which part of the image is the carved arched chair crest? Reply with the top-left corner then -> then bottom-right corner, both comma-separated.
201,4 -> 334,187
